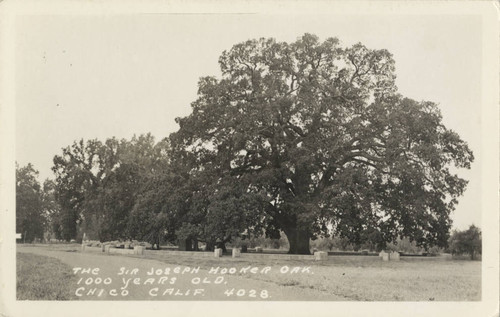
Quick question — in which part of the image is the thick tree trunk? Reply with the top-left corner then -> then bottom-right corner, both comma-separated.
283,227 -> 311,255
216,241 -> 227,253
205,242 -> 214,252
192,238 -> 199,251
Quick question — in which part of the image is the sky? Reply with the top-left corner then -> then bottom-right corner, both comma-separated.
15,13 -> 482,230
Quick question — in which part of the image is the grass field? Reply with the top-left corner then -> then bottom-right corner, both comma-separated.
16,245 -> 481,301
142,251 -> 481,301
17,252 -> 78,300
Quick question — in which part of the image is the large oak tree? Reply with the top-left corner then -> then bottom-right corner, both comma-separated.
170,34 -> 473,254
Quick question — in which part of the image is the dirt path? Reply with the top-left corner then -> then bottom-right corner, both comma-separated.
18,246 -> 342,301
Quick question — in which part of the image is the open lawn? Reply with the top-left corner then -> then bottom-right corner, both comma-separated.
142,251 -> 481,301
16,244 -> 481,301
17,252 -> 78,300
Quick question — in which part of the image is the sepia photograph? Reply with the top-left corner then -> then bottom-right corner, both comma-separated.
0,1 -> 498,317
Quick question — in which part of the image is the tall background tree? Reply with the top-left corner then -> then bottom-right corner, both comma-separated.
448,224 -> 482,260
52,134 -> 169,242
16,163 -> 45,243
41,179 -> 62,240
170,34 -> 474,254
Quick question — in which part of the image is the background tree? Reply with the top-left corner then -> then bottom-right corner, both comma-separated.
128,167 -> 181,248
52,138 -> 109,241
41,179 -> 62,240
178,173 -> 265,251
96,134 -> 169,241
448,225 -> 482,260
170,34 -> 473,254
16,163 -> 45,243
52,134 -> 168,241
130,148 -> 265,251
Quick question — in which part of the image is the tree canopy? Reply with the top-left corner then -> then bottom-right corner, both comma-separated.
42,34 -> 474,254
448,224 -> 482,260
169,34 -> 474,254
16,163 -> 46,242
52,134 -> 169,242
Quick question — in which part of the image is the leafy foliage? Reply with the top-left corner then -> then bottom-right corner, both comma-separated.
128,167 -> 181,246
52,134 -> 169,242
41,179 -> 63,240
42,34 -> 474,254
448,225 -> 482,260
170,34 -> 473,254
16,163 -> 45,242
